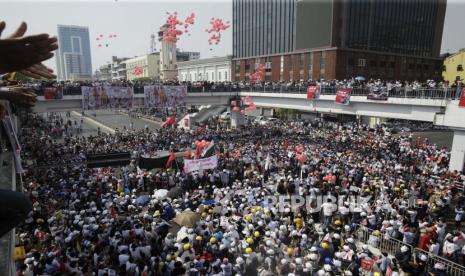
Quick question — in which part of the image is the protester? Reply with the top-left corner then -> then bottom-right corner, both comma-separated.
11,113 -> 465,275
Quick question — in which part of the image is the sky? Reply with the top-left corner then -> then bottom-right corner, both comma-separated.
0,0 -> 464,73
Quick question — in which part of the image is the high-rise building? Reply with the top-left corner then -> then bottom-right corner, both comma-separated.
158,24 -> 178,80
232,0 -> 447,82
233,0 -> 296,59
56,25 -> 93,81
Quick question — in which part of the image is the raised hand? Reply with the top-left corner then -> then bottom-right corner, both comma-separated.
0,21 -> 58,75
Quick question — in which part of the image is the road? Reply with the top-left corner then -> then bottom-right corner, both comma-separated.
83,110 -> 161,132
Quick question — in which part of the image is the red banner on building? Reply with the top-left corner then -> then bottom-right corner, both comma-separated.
44,87 -> 63,100
335,88 -> 352,105
306,85 -> 320,100
459,88 -> 465,107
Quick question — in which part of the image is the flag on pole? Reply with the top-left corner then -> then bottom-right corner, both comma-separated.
194,145 -> 202,159
166,151 -> 176,168
241,96 -> 257,111
162,115 -> 176,127
201,141 -> 215,158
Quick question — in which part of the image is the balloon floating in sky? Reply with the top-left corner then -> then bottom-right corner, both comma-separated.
249,63 -> 265,83
205,17 -> 230,46
161,11 -> 195,44
95,33 -> 118,48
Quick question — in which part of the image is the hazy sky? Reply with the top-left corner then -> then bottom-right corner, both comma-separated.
0,0 -> 464,73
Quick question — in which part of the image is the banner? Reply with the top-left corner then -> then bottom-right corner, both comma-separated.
306,85 -> 320,100
184,155 -> 218,173
459,88 -> 465,107
367,86 -> 388,101
81,86 -> 134,110
335,88 -> 352,105
144,85 -> 187,108
44,87 -> 63,100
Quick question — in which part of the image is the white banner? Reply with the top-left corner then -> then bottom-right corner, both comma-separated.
184,155 -> 218,173
82,86 -> 134,110
144,85 -> 187,108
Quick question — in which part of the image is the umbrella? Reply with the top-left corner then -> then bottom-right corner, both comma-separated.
202,199 -> 215,206
176,226 -> 189,242
135,195 -> 150,205
355,76 -> 366,81
153,189 -> 168,200
167,186 -> 183,199
172,211 -> 201,228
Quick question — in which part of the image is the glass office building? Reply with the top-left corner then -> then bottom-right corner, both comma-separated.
233,0 -> 296,58
56,25 -> 93,81
232,0 -> 446,82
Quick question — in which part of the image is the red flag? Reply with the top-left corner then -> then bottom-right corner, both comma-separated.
162,115 -> 176,127
166,151 -> 176,168
186,148 -> 191,160
283,138 -> 289,152
459,88 -> 465,107
234,149 -> 241,158
194,146 -> 202,159
133,66 -> 144,75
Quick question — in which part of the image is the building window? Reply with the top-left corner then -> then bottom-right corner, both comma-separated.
320,52 -> 326,70
225,72 -> 228,80
288,55 -> 293,71
357,58 -> 366,67
280,56 -> 284,81
219,72 -> 222,81
299,54 -> 304,70
308,53 -> 313,79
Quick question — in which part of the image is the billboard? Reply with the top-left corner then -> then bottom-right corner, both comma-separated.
44,87 -> 63,100
144,85 -> 187,108
81,86 -> 134,110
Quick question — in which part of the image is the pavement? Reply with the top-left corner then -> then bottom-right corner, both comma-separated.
83,110 -> 161,132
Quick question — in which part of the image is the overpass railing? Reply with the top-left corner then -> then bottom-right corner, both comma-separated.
355,224 -> 465,276
33,85 -> 463,101
187,85 -> 462,100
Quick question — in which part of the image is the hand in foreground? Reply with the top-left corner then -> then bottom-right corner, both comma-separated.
0,21 -> 58,75
0,86 -> 37,108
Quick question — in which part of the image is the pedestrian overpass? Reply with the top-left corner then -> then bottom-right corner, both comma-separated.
33,88 -> 465,171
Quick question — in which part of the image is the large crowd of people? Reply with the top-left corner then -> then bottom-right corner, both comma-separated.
10,113 -> 465,276
22,77 -> 464,97
2,18 -> 465,276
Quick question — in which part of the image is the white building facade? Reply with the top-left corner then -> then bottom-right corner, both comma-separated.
178,56 -> 232,82
125,53 -> 160,81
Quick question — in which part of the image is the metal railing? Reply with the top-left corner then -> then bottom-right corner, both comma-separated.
32,85 -> 463,101
355,225 -> 465,276
187,85 -> 462,101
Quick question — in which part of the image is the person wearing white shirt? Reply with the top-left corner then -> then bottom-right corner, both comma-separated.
429,239 -> 440,255
321,198 -> 335,227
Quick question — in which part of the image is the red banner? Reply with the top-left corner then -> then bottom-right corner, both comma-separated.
459,88 -> 465,107
335,88 -> 352,105
306,85 -> 320,100
44,87 -> 63,100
